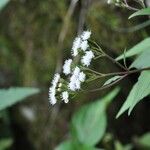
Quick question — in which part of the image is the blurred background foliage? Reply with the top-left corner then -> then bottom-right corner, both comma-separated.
0,0 -> 150,150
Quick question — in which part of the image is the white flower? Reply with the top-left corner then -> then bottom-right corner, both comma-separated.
81,31 -> 91,41
63,59 -> 72,75
61,91 -> 69,103
79,72 -> 86,82
71,37 -> 81,57
74,66 -> 80,76
68,81 -> 76,91
75,79 -> 81,90
52,73 -> 60,87
49,73 -> 60,105
80,40 -> 89,51
49,87 -> 57,105
68,67 -> 80,91
81,50 -> 94,66
68,67 -> 86,91
68,68 -> 79,91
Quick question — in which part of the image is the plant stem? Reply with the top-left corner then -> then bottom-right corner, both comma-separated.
92,43 -> 127,71
81,67 -> 150,92
85,74 -> 128,92
123,0 -> 139,11
82,67 -> 105,76
104,53 -> 128,71
104,67 -> 150,77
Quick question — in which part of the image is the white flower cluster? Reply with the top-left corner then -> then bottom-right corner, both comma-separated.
68,67 -> 86,91
49,73 -> 60,105
49,30 -> 94,105
63,59 -> 72,75
71,30 -> 91,56
81,51 -> 94,67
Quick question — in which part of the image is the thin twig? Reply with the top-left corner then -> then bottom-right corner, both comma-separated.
81,67 -> 150,92
104,53 -> 128,71
84,74 -> 128,92
123,0 -> 139,11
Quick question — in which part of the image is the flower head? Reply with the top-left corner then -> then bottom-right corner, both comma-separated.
81,50 -> 94,67
49,30 -> 93,105
79,72 -> 86,82
52,73 -> 60,87
71,37 -> 81,57
68,67 -> 86,91
49,87 -> 56,105
80,40 -> 89,51
61,91 -> 69,103
68,67 -> 80,91
63,59 -> 72,75
74,66 -> 80,76
81,31 -> 91,41
49,73 -> 60,105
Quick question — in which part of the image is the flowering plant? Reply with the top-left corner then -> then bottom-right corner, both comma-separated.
52,1 -> 150,149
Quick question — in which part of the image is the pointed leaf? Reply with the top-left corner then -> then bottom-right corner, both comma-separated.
116,86 -> 135,118
128,71 -> 150,114
71,88 -> 120,146
0,87 -> 40,111
116,71 -> 150,117
103,76 -> 122,86
130,49 -> 150,69
116,38 -> 150,61
0,0 -> 9,11
129,8 -> 150,19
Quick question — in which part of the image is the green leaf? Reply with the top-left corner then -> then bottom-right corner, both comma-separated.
103,76 -> 122,86
114,141 -> 132,150
0,138 -> 13,150
129,8 -> 150,19
115,141 -> 124,150
71,88 -> 120,146
0,0 -> 9,11
116,71 -> 150,118
128,71 -> 150,114
0,87 -> 40,111
55,140 -> 98,150
130,49 -> 150,69
55,140 -> 74,150
116,38 -> 150,61
137,132 -> 150,148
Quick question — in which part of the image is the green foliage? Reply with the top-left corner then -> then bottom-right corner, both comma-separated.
103,76 -> 122,86
116,71 -> 150,118
55,140 -> 98,150
116,38 -> 150,61
0,87 -> 40,111
114,141 -> 132,150
130,49 -> 150,69
71,88 -> 120,146
129,8 -> 150,19
0,138 -> 13,150
55,140 -> 75,150
56,88 -> 120,149
136,132 -> 150,148
0,0 -> 9,11
71,102 -> 107,146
